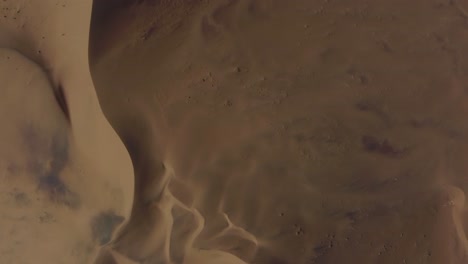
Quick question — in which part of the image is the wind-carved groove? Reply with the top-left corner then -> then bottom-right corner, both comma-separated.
0,32 -> 71,124
52,83 -> 71,123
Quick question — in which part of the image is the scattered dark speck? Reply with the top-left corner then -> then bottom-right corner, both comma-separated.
314,244 -> 328,254
359,75 -> 368,85
91,211 -> 125,245
296,227 -> 305,236
11,189 -> 30,206
141,24 -> 156,40
355,100 -> 391,125
38,174 -> 81,209
378,40 -> 393,53
312,241 -> 333,262
409,118 -> 434,128
39,211 -> 55,223
361,135 -> 403,157
224,100 -> 233,107
344,210 -> 361,224
355,101 -> 373,111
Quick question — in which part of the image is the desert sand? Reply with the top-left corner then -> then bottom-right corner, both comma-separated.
1,0 -> 468,263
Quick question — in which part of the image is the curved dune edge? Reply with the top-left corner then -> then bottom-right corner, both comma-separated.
0,0 -> 133,263
1,0 -> 468,263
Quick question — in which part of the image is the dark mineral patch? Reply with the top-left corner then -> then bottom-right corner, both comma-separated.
21,125 -> 81,208
48,130 -> 69,173
38,174 -> 81,209
355,100 -> 390,124
11,189 -> 30,206
361,135 -> 403,158
39,133 -> 80,208
91,211 -> 125,245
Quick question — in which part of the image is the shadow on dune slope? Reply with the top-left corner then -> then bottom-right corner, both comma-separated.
88,0 -> 468,263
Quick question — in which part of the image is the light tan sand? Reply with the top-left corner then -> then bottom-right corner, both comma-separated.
2,0 -> 468,263
0,0 -> 133,263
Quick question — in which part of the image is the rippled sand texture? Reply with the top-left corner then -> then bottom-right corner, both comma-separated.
0,0 -> 133,263
89,0 -> 468,263
1,0 -> 468,263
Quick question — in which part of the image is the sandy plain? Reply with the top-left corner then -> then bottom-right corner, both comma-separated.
1,0 -> 468,263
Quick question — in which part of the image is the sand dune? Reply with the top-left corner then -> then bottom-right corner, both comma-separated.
2,0 -> 468,263
89,0 -> 468,263
0,0 -> 133,262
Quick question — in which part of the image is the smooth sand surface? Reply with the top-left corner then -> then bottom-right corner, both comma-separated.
2,0 -> 468,263
0,0 -> 133,263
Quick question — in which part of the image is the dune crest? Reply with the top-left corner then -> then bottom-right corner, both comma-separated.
0,0 -> 133,262
1,0 -> 468,263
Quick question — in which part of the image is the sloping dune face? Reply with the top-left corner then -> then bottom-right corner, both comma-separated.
2,0 -> 468,263
88,0 -> 468,263
0,0 -> 133,263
